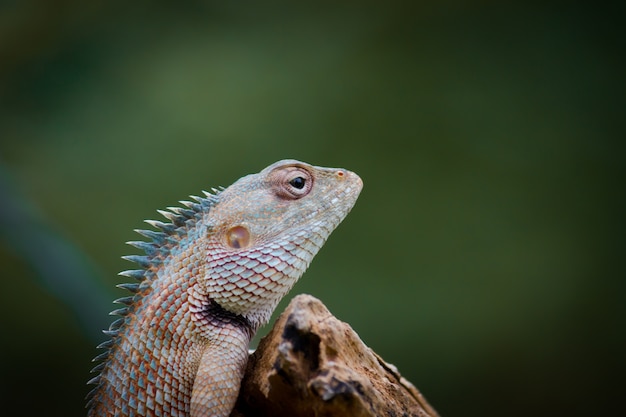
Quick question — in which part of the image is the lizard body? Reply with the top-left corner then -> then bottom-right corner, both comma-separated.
86,160 -> 362,417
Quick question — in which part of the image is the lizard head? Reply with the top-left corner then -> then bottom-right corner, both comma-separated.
201,159 -> 362,329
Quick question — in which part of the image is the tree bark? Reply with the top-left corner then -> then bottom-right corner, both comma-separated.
231,294 -> 439,417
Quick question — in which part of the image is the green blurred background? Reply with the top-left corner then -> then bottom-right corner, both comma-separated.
0,1 -> 624,416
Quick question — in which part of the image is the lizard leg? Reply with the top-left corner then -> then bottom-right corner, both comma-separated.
190,325 -> 250,417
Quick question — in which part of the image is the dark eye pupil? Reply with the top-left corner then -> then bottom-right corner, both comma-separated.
289,176 -> 306,189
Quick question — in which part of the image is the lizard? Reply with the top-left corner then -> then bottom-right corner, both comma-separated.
86,159 -> 362,417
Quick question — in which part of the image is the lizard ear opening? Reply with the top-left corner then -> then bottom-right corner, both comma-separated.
225,225 -> 251,249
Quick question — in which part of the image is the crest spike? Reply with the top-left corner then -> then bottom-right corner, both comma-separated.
91,351 -> 109,362
134,229 -> 166,242
144,219 -> 176,234
116,282 -> 140,293
96,340 -> 114,350
174,204 -> 196,217
157,209 -> 185,226
109,308 -> 129,317
118,270 -> 145,281
90,363 -> 106,374
113,296 -> 135,306
86,376 -> 101,386
121,255 -> 151,268
126,241 -> 156,255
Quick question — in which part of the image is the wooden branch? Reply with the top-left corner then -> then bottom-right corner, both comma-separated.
231,294 -> 439,417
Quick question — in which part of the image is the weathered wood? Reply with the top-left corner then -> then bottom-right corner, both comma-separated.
232,294 -> 439,417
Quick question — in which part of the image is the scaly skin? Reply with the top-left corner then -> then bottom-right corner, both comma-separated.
87,160 -> 362,417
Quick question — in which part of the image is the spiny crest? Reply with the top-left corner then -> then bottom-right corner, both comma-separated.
86,190 -> 219,402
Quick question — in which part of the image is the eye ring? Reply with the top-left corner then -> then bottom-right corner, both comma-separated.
270,166 -> 314,200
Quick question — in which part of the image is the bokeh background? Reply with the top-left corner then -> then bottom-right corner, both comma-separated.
0,2 -> 624,416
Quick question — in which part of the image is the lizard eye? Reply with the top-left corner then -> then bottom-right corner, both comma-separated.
289,176 -> 306,189
270,166 -> 314,199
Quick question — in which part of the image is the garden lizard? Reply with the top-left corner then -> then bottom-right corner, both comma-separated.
86,159 -> 362,417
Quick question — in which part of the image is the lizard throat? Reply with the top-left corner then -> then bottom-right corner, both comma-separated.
204,222 -> 336,328
191,298 -> 254,340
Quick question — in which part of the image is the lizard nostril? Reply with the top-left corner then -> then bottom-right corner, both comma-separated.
226,226 -> 251,249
